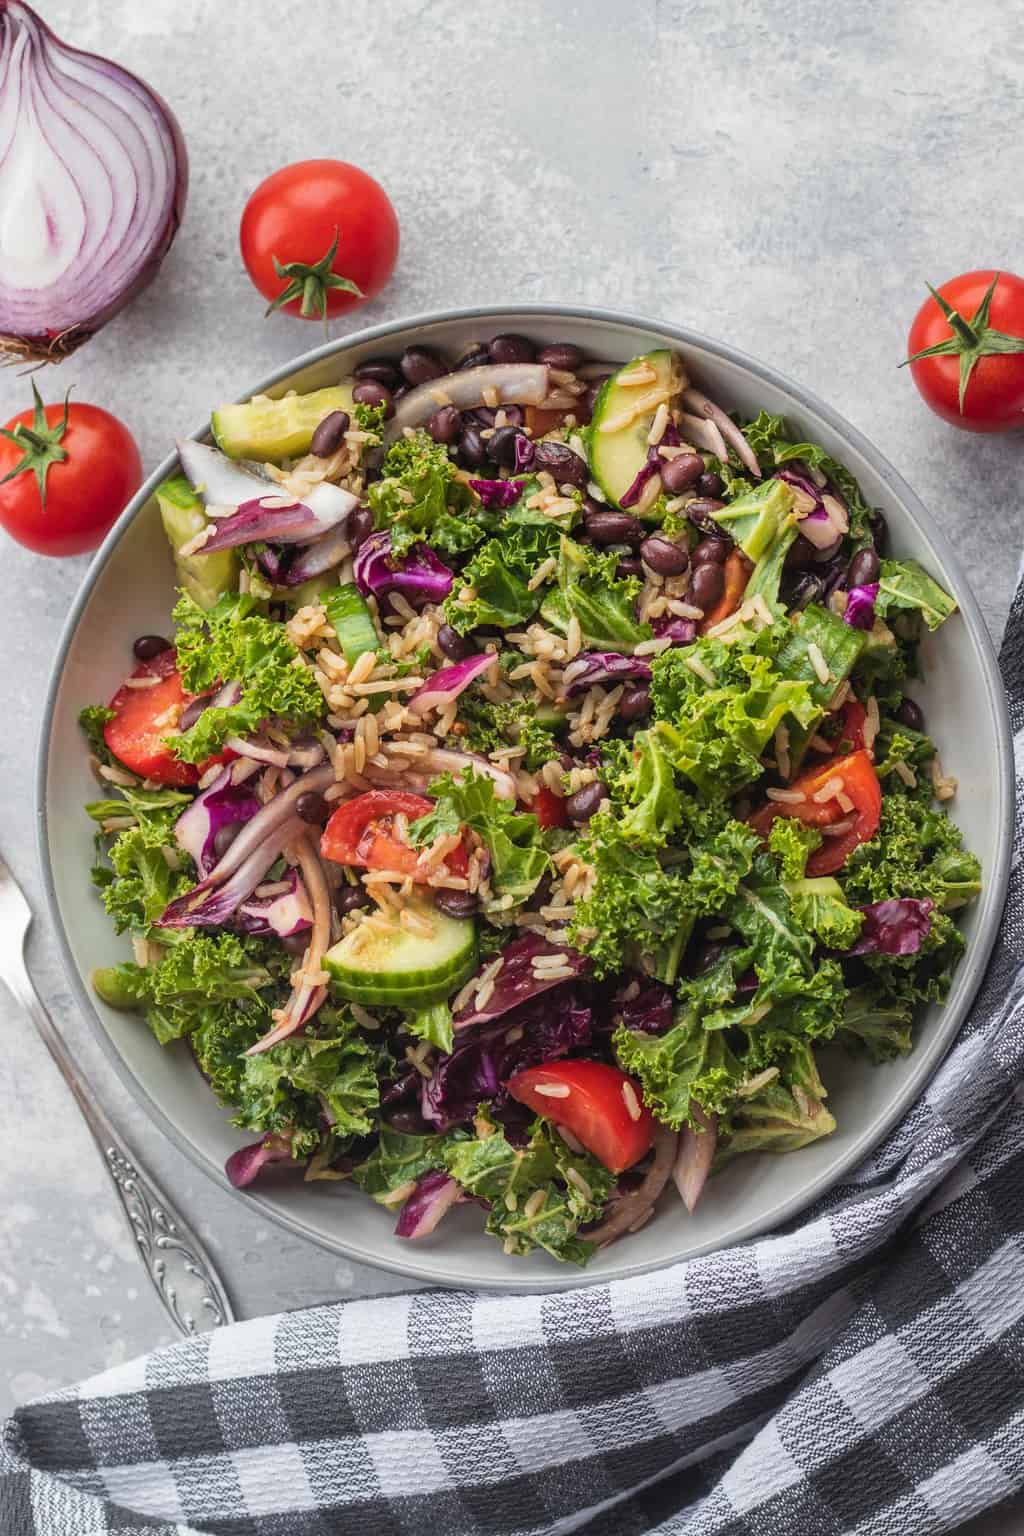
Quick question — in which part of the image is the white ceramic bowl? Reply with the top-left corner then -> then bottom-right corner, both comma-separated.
37,306 -> 1013,1292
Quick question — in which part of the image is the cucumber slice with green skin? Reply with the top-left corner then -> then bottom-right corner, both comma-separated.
588,350 -> 682,511
155,475 -> 239,611
325,896 -> 477,1008
324,583 -> 380,666
534,702 -> 569,732
211,383 -> 356,462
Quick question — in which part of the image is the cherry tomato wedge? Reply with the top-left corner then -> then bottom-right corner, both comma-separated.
748,749 -> 882,876
320,790 -> 468,880
103,650 -> 203,787
508,1061 -> 655,1174
699,549 -> 753,633
837,698 -> 867,754
529,785 -> 570,830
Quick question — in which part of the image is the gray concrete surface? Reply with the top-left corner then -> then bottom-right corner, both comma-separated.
2,0 -> 1021,1526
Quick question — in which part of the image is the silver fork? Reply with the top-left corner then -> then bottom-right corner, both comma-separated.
0,849 -> 234,1335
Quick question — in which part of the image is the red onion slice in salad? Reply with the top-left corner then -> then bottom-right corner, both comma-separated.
408,653 -> 495,717
395,1171 -> 462,1238
236,866 -> 313,939
681,388 -> 761,479
678,412 -> 729,461
225,1133 -> 296,1189
176,439 -> 274,507
197,483 -> 357,555
384,363 -> 549,443
157,815 -> 305,928
173,764 -> 261,876
587,1125 -> 679,1248
246,836 -> 333,1054
672,1107 -> 718,1212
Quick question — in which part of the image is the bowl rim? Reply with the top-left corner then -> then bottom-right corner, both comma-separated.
36,302 -> 1014,1292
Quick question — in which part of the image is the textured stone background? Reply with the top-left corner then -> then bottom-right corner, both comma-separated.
1,0 -> 1020,1512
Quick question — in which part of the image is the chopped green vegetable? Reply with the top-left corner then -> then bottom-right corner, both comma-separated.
540,535 -> 651,653
410,768 -> 551,911
875,559 -> 958,631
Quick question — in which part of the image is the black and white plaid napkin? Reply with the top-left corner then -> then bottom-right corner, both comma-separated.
5,592 -> 1024,1536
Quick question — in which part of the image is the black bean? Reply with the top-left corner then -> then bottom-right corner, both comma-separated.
336,884 -> 371,916
536,342 -> 584,371
427,404 -> 462,444
565,781 -> 606,823
787,571 -> 825,611
660,452 -> 704,496
689,561 -> 725,610
697,470 -> 725,498
616,556 -> 643,579
310,410 -> 350,458
640,535 -> 689,577
354,358 -> 400,388
784,534 -> 816,570
295,790 -> 329,825
692,537 -> 730,566
133,634 -> 170,661
687,498 -> 731,539
533,440 -> 588,487
387,1107 -> 432,1134
434,889 -> 479,920
896,696 -> 925,732
351,380 -> 395,417
347,506 -> 374,551
618,683 -> 651,721
869,509 -> 889,554
457,345 -> 491,371
400,346 -> 444,387
212,820 -> 243,859
281,930 -> 310,956
457,424 -> 487,468
437,623 -> 472,662
488,425 -> 522,467
847,547 -> 880,588
488,333 -> 536,365
585,508 -> 643,546
812,534 -> 844,566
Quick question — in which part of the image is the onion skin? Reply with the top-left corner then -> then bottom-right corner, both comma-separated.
0,1 -> 188,365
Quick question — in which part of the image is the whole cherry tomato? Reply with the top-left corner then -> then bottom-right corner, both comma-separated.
905,270 -> 1024,432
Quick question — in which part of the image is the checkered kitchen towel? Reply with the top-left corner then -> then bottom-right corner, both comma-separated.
5,604 -> 1024,1536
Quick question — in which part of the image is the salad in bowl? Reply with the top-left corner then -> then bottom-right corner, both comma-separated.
80,330 -> 980,1266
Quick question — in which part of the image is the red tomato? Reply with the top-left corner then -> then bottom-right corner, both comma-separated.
906,270 -> 1024,432
320,790 -> 468,880
241,160 -> 399,321
748,749 -> 882,876
104,651 -> 201,787
529,786 -> 569,830
0,383 -> 141,556
508,1061 -> 655,1174
836,699 -> 867,754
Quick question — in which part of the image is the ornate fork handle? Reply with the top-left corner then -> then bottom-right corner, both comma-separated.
4,956 -> 233,1335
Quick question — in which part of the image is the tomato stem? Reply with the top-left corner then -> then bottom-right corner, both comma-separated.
0,380 -> 70,508
901,273 -> 1024,412
266,228 -> 364,330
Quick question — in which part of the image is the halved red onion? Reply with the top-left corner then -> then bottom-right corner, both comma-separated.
236,867 -> 313,939
672,1107 -> 718,1212
395,1171 -> 462,1238
225,1133 -> 296,1189
246,837 -> 332,1054
681,388 -> 761,479
0,2 -> 187,364
173,764 -> 261,876
408,653 -> 495,717
384,364 -> 549,442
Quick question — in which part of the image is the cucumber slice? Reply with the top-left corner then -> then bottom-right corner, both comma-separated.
211,383 -> 356,462
588,349 -> 681,511
324,583 -> 380,666
155,475 -> 238,611
325,895 -> 477,1008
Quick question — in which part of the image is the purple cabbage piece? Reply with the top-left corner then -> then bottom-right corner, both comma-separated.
422,987 -> 593,1131
562,652 -> 652,697
453,933 -> 590,1030
174,766 -> 261,877
652,614 -> 698,646
620,420 -> 682,509
394,1170 -> 462,1238
256,545 -> 290,582
514,435 -> 536,472
615,978 -> 674,1034
843,581 -> 879,631
850,898 -> 934,956
409,652 -> 494,716
156,816 -> 304,929
235,867 -> 313,939
225,1133 -> 296,1189
353,530 -> 454,610
469,477 -> 525,510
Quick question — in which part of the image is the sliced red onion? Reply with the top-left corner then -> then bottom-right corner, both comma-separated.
678,412 -> 729,460
408,653 -> 495,717
672,1107 -> 718,1212
0,2 -> 187,364
353,530 -> 454,610
681,389 -> 761,479
236,867 -> 313,939
177,439 -> 274,507
413,748 -> 515,800
384,364 -> 549,443
776,465 -> 849,549
246,837 -> 332,1054
395,1171 -> 462,1238
174,765 -> 261,876
280,524 -> 353,585
198,483 -> 357,555
225,1133 -> 296,1189
157,816 -> 305,929
843,581 -> 879,631
587,1124 -> 678,1248
224,735 -> 325,771
453,934 -> 589,1030
561,652 -> 652,697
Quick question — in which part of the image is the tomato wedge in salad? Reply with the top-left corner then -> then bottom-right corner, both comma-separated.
528,785 -> 570,830
509,1061 -> 655,1174
321,790 -> 469,880
104,650 -> 208,787
748,749 -> 882,876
